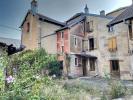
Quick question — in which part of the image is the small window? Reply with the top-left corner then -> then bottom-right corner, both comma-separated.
61,32 -> 64,39
128,20 -> 133,39
89,59 -> 96,71
74,37 -> 77,46
75,57 -> 78,66
86,21 -> 93,32
27,22 -> 30,33
61,46 -> 64,53
89,38 -> 94,50
108,26 -> 114,32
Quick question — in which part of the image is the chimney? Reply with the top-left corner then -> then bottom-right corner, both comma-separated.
100,10 -> 105,16
31,0 -> 38,15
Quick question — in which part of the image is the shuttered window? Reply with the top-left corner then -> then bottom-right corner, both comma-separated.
108,37 -> 117,52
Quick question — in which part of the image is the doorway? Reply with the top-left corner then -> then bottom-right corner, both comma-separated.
110,60 -> 120,78
82,58 -> 87,76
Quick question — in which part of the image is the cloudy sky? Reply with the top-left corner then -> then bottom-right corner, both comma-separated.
0,0 -> 132,39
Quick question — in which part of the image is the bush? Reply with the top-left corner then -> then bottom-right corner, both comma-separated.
110,81 -> 127,99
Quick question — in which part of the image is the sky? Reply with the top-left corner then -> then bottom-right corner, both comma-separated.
0,0 -> 132,40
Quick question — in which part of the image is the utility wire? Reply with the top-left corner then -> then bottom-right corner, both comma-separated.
0,24 -> 21,31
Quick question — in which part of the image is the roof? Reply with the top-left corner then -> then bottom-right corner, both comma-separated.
108,4 -> 133,26
37,13 -> 65,26
0,37 -> 21,48
20,10 -> 65,27
106,6 -> 128,16
73,53 -> 97,59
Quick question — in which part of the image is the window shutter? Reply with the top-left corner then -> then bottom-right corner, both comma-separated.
108,39 -> 112,51
112,37 -> 117,51
94,38 -> 97,49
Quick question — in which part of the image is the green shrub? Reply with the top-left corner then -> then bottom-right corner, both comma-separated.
110,81 -> 127,99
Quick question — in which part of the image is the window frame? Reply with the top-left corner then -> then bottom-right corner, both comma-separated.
110,60 -> 119,72
61,31 -> 64,39
89,38 -> 94,50
75,57 -> 78,66
74,37 -> 77,47
61,46 -> 64,53
27,22 -> 30,33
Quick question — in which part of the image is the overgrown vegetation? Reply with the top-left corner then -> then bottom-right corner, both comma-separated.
0,48 -> 132,100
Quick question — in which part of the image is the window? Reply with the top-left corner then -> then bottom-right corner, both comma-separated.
89,59 -> 96,71
61,32 -> 64,39
110,60 -> 119,72
108,37 -> 117,52
27,22 -> 30,33
75,57 -> 78,66
74,37 -> 77,46
108,26 -> 114,32
89,38 -> 94,50
86,21 -> 93,32
128,20 -> 133,39
61,46 -> 64,53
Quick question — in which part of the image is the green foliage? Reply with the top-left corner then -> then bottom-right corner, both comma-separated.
110,81 -> 127,99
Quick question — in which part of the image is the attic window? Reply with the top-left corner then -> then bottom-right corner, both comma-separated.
27,22 -> 30,33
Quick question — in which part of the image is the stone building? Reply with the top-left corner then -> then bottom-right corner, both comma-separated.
107,3 -> 133,79
20,0 -> 65,54
21,0 -> 133,80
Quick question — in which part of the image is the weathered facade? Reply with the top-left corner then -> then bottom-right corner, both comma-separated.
21,0 -> 65,54
21,0 -> 133,80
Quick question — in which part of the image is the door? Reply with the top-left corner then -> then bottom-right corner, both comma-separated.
82,58 -> 87,76
110,60 -> 120,78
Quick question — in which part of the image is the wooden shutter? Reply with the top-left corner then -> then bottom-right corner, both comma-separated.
108,38 -> 112,51
112,37 -> 117,51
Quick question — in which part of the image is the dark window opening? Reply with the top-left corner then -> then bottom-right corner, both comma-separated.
59,61 -> 63,70
61,46 -> 64,53
75,57 -> 78,66
74,37 -> 77,46
89,38 -> 94,50
89,59 -> 96,71
61,32 -> 64,38
110,60 -> 119,72
27,22 -> 30,33
128,20 -> 133,39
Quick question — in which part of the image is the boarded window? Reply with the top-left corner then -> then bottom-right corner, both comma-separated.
89,59 -> 96,71
128,20 -> 133,39
108,37 -> 117,52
